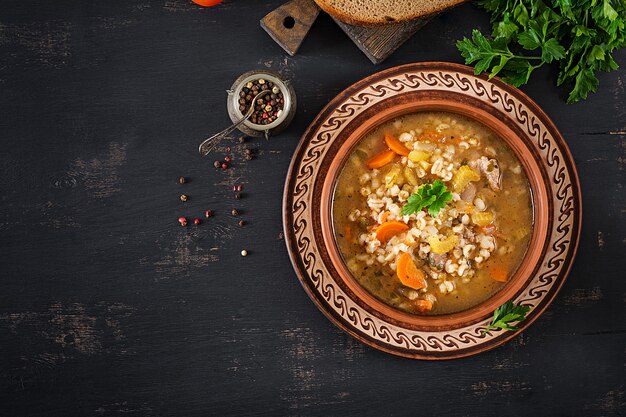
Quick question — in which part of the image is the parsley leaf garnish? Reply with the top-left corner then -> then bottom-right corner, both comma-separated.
456,0 -> 626,103
401,180 -> 453,218
482,300 -> 531,334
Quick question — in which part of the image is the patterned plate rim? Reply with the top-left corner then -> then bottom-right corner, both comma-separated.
282,62 -> 582,359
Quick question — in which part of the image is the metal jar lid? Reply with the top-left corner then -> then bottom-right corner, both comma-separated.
227,70 -> 296,138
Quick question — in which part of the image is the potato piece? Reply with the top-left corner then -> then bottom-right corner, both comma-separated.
452,165 -> 481,192
408,150 -> 431,162
428,235 -> 459,254
418,160 -> 432,171
384,164 -> 404,187
471,211 -> 494,226
455,200 -> 474,214
403,166 -> 419,186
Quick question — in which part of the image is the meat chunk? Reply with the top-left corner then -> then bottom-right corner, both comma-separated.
396,287 -> 420,300
470,156 -> 502,191
428,253 -> 447,271
462,227 -> 475,242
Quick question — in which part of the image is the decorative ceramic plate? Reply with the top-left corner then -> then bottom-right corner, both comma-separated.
282,62 -> 581,359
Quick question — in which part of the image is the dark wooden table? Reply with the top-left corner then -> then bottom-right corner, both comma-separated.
1,1 -> 624,416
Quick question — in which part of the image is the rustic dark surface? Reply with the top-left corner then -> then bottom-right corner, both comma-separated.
0,1 -> 624,416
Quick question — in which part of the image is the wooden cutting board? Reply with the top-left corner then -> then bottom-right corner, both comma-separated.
261,0 -> 430,64
332,17 -> 429,64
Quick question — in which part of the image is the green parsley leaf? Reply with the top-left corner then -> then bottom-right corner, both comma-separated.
567,67 -> 599,103
517,28 -> 542,50
602,0 -> 618,20
493,13 -> 519,41
541,38 -> 566,63
482,300 -> 531,334
501,58 -> 536,86
401,180 -> 453,218
513,2 -> 529,26
457,30 -> 518,78
588,44 -> 606,62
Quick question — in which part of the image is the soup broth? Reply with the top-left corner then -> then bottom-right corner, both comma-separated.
332,112 -> 533,315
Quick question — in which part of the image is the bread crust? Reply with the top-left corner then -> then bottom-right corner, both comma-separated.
314,0 -> 467,27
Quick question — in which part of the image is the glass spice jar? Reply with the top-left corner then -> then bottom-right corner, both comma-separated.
226,70 -> 296,138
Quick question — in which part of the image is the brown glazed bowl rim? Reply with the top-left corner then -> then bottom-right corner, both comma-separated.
320,98 -> 549,329
283,62 -> 581,359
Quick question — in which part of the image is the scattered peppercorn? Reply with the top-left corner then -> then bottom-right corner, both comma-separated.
231,185 -> 237,192
180,194 -> 188,202
221,163 -> 228,170
178,217 -> 188,227
237,184 -> 243,192
194,218 -> 201,225
214,160 -> 221,169
234,192 -> 241,200
225,156 -> 231,162
205,210 -> 213,218
178,176 -> 186,184
238,220 -> 245,227
241,249 -> 248,257
231,209 -> 239,216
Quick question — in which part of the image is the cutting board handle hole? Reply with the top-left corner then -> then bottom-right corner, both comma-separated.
283,16 -> 295,29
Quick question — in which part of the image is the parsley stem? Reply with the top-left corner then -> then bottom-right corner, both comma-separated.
512,55 -> 542,60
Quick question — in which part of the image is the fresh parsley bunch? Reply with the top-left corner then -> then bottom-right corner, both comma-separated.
457,0 -> 626,103
401,180 -> 453,217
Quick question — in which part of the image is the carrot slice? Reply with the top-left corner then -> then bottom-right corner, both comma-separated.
478,224 -> 496,235
344,225 -> 352,241
375,221 -> 409,243
366,149 -> 396,169
413,299 -> 433,313
490,264 -> 508,282
384,133 -> 410,156
396,252 -> 427,290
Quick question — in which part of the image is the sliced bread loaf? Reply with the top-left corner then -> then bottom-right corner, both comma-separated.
314,0 -> 466,27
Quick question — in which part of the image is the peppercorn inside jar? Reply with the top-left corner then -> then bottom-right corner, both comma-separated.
227,70 -> 296,138
238,78 -> 284,125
